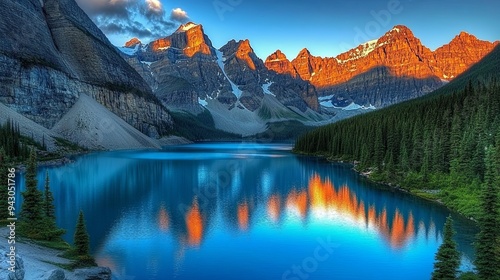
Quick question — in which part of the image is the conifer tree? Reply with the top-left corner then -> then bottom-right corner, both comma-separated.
475,146 -> 500,280
432,216 -> 460,280
74,210 -> 91,256
20,149 -> 44,237
43,171 -> 56,220
41,170 -> 65,241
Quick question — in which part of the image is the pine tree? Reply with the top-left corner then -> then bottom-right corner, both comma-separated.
432,216 -> 460,280
43,171 -> 56,220
74,210 -> 90,256
41,170 -> 65,241
19,149 -> 44,237
475,146 -> 500,280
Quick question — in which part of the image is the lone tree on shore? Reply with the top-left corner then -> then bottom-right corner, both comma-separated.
43,170 -> 56,219
475,145 -> 500,279
73,210 -> 96,267
431,216 -> 460,280
19,149 -> 44,237
74,210 -> 90,256
41,171 -> 65,241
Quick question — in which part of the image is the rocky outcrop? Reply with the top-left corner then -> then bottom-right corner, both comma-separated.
265,25 -> 498,107
73,267 -> 112,280
123,23 -> 234,108
264,50 -> 298,78
220,39 -> 264,111
220,39 -> 320,112
0,0 -> 172,138
42,269 -> 65,280
149,23 -> 213,57
0,246 -> 25,280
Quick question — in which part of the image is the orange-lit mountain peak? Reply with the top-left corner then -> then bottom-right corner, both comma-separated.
296,48 -> 312,59
266,49 -> 288,61
149,21 -> 212,57
265,50 -> 297,77
235,39 -> 256,70
124,37 -> 141,48
175,22 -> 202,33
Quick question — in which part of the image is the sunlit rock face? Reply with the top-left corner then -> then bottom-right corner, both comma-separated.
432,32 -> 499,79
265,25 -> 498,107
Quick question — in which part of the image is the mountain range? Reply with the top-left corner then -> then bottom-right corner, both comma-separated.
119,22 -> 498,136
0,0 -> 498,149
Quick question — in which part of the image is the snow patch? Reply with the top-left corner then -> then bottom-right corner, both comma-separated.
342,102 -> 376,110
318,95 -> 334,101
180,23 -> 198,31
215,49 -> 243,98
198,97 -> 208,107
117,44 -> 139,56
262,82 -> 275,97
336,39 -> 378,64
320,101 -> 335,108
343,102 -> 363,110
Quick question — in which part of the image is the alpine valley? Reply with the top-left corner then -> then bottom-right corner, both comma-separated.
0,0 -> 498,149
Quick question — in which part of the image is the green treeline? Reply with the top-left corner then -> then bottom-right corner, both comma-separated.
294,80 -> 500,219
0,119 -> 30,160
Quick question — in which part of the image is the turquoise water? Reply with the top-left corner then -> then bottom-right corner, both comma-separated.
16,143 -> 477,280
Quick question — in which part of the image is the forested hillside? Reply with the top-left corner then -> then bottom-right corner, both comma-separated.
294,46 -> 500,219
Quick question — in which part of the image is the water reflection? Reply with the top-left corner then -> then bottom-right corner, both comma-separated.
15,143 -> 477,280
185,199 -> 203,246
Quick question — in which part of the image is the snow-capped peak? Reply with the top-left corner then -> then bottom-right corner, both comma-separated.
391,27 -> 400,33
179,22 -> 199,32
336,39 -> 378,64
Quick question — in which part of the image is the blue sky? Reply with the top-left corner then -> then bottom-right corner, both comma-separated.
78,0 -> 500,59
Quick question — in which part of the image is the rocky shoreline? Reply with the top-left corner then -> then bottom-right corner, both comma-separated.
0,228 -> 111,280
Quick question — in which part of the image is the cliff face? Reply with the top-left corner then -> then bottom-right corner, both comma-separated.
265,50 -> 298,78
219,39 -> 319,112
0,0 -> 172,137
265,25 -> 498,107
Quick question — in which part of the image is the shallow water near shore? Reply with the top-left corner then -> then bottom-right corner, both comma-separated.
16,143 -> 478,280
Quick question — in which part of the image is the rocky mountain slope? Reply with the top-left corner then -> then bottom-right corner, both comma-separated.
120,23 -> 326,136
265,25 -> 499,107
0,0 -> 173,147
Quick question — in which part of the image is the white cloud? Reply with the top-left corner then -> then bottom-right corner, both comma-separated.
145,0 -> 163,15
170,8 -> 189,23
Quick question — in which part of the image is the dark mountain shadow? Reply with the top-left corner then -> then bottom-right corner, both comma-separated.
318,66 -> 444,108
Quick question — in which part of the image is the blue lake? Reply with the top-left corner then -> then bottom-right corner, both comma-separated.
16,143 -> 478,280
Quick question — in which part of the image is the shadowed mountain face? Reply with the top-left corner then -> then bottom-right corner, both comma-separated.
265,25 -> 498,107
0,0 -> 172,138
